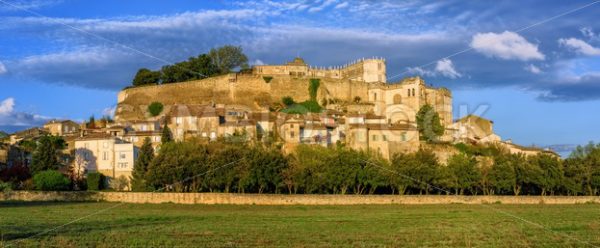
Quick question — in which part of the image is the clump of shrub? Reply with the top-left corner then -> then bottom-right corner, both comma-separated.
148,102 -> 164,117
87,172 -> 105,191
0,181 -> 12,193
282,96 -> 295,107
33,170 -> 70,191
263,76 -> 273,83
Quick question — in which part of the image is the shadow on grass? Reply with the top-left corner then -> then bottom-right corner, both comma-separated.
0,200 -> 94,208
2,215 -> 188,242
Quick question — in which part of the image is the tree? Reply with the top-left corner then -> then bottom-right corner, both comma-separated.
446,153 -> 481,195
33,170 -> 70,191
528,154 -> 562,195
30,135 -> 65,175
389,153 -> 415,195
147,142 -> 210,192
148,102 -> 164,117
87,116 -> 96,129
161,122 -> 173,144
208,45 -> 249,74
87,172 -> 105,191
488,154 -> 516,195
309,78 -> 320,101
131,138 -> 154,191
132,68 -> 161,86
416,104 -> 444,143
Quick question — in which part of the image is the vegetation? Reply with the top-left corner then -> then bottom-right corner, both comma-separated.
161,122 -> 173,144
262,76 -> 273,83
30,135 -> 66,175
131,138 -> 154,191
32,170 -> 70,191
208,45 -> 249,74
2,202 -> 599,247
147,102 -> 164,117
86,172 -> 105,191
129,45 -> 248,87
281,96 -> 295,106
308,78 -> 320,101
416,104 -> 444,142
132,68 -> 161,86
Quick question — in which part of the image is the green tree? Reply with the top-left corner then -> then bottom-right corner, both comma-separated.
131,138 -> 154,191
146,142 -> 210,192
488,154 -> 516,195
416,104 -> 444,143
86,172 -> 105,191
446,153 -> 481,195
389,153 -> 415,195
33,170 -> 70,191
30,135 -> 66,175
87,115 -> 96,129
243,146 -> 288,193
528,154 -> 562,195
147,102 -> 164,117
208,45 -> 249,74
132,68 -> 161,86
161,122 -> 173,144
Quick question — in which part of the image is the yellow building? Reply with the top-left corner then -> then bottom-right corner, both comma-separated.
43,120 -> 80,136
73,133 -> 137,190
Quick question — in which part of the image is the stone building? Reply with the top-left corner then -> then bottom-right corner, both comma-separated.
43,120 -> 80,136
73,134 -> 137,189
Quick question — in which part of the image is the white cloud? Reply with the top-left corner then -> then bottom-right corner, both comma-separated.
308,0 -> 337,13
250,59 -> 265,66
434,58 -> 462,78
558,38 -> 600,56
0,97 -> 50,126
0,98 -> 15,115
335,2 -> 349,9
470,31 -> 545,61
407,58 -> 462,79
0,60 -> 6,74
580,27 -> 599,41
525,64 -> 541,74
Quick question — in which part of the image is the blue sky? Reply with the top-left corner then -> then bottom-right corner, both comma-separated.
1,0 -> 600,149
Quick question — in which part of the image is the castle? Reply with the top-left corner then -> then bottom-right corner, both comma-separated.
111,56 -> 551,163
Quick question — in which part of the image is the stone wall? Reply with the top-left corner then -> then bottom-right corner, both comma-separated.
2,191 -> 599,205
116,74 -> 369,122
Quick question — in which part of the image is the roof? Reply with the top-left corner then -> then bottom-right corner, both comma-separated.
346,113 -> 385,119
75,133 -> 118,141
348,123 -> 416,131
221,120 -> 256,127
123,131 -> 162,136
44,119 -> 78,125
249,112 -> 277,122
455,114 -> 493,124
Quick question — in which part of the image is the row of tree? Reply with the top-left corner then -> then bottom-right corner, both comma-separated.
131,138 -> 600,196
131,45 -> 249,87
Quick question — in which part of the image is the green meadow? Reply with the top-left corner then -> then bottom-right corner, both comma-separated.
1,202 -> 599,247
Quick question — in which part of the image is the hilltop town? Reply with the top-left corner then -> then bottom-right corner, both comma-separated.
1,56 -> 554,190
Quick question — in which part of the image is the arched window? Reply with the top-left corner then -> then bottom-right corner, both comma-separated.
407,89 -> 411,97
412,88 -> 415,96
374,93 -> 377,101
393,94 -> 402,104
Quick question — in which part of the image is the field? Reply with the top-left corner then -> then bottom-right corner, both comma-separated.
1,202 -> 599,247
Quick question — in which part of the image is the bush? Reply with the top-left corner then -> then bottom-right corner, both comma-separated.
0,181 -> 12,193
148,102 -> 164,116
282,96 -> 295,106
263,76 -> 273,83
87,172 -> 105,191
33,170 -> 70,191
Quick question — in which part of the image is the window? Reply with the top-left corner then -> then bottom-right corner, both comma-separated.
118,162 -> 128,168
176,117 -> 182,125
374,93 -> 377,101
401,132 -> 407,141
102,152 -> 108,160
141,125 -> 147,131
412,88 -> 415,96
372,135 -> 378,141
154,136 -> 161,142
407,89 -> 411,96
290,131 -> 295,138
383,135 -> 388,141
120,153 -> 126,159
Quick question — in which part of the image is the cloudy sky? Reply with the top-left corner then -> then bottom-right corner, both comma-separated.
0,0 -> 599,148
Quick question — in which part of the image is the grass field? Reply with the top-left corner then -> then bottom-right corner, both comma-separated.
1,202 -> 599,247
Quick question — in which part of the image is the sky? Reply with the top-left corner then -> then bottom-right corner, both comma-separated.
0,0 -> 599,149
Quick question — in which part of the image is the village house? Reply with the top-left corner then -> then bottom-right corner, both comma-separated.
73,133 -> 137,189
43,120 -> 80,136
